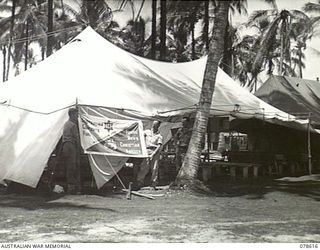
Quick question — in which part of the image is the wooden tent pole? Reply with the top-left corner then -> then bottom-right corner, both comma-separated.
308,113 -> 312,175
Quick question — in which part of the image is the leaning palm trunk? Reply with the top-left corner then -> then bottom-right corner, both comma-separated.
251,18 -> 279,81
176,1 -> 230,186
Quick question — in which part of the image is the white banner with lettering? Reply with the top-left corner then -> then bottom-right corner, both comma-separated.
79,112 -> 147,158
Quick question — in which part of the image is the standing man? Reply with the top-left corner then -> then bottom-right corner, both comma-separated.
175,117 -> 193,171
61,108 -> 81,194
136,120 -> 163,190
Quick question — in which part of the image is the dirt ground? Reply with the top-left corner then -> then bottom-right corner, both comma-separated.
0,178 -> 320,243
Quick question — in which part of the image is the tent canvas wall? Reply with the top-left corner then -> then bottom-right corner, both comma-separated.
255,75 -> 320,125
0,27 -> 311,188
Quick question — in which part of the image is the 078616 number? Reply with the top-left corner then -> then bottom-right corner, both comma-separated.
300,244 -> 318,249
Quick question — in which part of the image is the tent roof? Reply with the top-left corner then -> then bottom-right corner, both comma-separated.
255,75 -> 320,124
0,27 -> 298,122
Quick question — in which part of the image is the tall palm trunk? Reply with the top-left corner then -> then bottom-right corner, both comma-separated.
6,0 -> 17,81
204,0 -> 209,52
151,0 -> 157,59
2,46 -> 6,82
176,1 -> 230,185
24,19 -> 29,71
191,20 -> 196,60
279,22 -> 285,75
47,0 -> 54,57
298,47 -> 303,78
160,0 -> 167,61
221,20 -> 233,76
60,0 -> 65,16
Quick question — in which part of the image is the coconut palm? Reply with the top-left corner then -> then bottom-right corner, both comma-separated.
159,0 -> 167,61
57,0 -> 114,42
0,0 -> 17,81
0,0 -> 49,79
167,1 -> 203,62
247,8 -> 312,86
176,1 -> 230,187
120,17 -> 147,56
290,16 -> 316,78
220,0 -> 247,76
47,0 -> 53,56
151,0 -> 157,59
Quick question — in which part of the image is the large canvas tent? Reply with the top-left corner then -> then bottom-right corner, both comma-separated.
0,27 -> 311,188
255,75 -> 320,125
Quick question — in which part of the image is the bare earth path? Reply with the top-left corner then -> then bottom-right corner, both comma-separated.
0,180 -> 319,243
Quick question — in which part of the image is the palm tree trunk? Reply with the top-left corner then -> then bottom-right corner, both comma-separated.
267,58 -> 273,75
221,19 -> 233,76
151,0 -> 157,59
191,20 -> 196,60
251,20 -> 279,79
60,0 -> 65,16
279,19 -> 286,75
6,0 -> 16,81
176,1 -> 230,186
298,46 -> 303,78
47,0 -> 54,57
160,0 -> 167,61
2,46 -> 6,82
279,35 -> 284,75
204,0 -> 209,52
24,19 -> 29,71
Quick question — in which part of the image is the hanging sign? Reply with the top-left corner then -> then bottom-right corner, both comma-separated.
79,111 -> 147,157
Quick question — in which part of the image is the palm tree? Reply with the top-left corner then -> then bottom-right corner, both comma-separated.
6,0 -> 16,81
59,0 -> 113,41
291,42 -> 306,78
0,0 -> 49,79
47,0 -> 53,57
247,8 -> 311,86
159,0 -> 167,61
167,1 -> 203,61
151,0 -> 157,59
0,6 -> 11,82
121,17 -> 147,56
1,45 -> 7,82
290,16 -> 316,78
203,0 -> 209,52
220,0 -> 247,76
176,1 -> 230,187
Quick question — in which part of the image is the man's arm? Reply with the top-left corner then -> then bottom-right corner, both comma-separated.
149,143 -> 162,159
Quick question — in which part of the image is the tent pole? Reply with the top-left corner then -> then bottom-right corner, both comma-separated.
308,113 -> 312,175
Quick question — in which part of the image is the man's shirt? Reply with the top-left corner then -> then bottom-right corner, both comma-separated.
144,129 -> 163,149
62,120 -> 80,145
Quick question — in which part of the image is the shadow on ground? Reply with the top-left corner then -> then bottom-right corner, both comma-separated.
207,177 -> 320,201
0,184 -> 118,211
